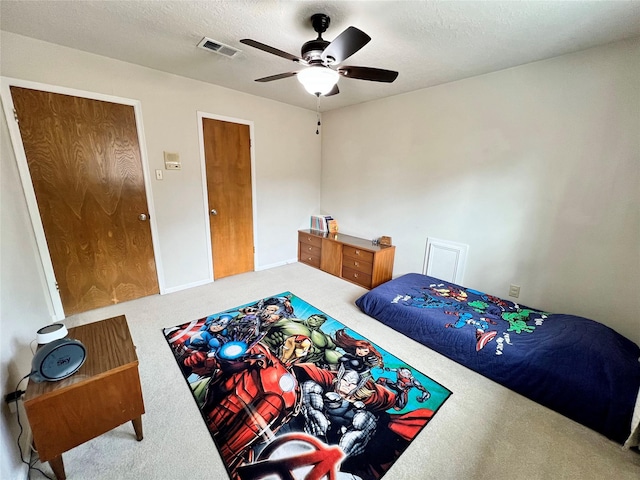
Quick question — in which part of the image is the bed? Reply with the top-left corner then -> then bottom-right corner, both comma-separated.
355,273 -> 640,445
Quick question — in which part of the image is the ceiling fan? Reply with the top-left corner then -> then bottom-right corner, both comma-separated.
240,13 -> 398,97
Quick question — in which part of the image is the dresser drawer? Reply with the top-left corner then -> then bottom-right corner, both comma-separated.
342,255 -> 373,275
343,246 -> 374,264
299,247 -> 321,268
298,232 -> 323,248
299,242 -> 321,258
342,266 -> 372,289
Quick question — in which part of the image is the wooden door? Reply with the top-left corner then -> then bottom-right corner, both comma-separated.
11,86 -> 159,315
202,118 -> 254,279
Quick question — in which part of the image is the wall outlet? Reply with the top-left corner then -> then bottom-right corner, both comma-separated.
155,169 -> 163,180
509,284 -> 521,298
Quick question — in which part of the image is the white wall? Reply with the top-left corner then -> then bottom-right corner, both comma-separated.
0,31 -> 321,479
321,38 -> 640,346
0,101 -> 52,480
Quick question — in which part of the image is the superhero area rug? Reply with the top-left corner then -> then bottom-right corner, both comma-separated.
163,292 -> 451,480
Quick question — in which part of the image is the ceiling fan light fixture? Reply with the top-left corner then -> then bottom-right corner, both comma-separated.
297,66 -> 339,95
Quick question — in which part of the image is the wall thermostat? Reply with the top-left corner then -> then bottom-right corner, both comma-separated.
163,151 -> 182,170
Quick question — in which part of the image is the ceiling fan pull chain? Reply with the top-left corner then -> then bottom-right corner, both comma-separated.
316,94 -> 321,135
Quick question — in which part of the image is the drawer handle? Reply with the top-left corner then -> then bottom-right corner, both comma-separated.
354,273 -> 359,278
307,237 -> 312,241
354,261 -> 359,267
355,250 -> 360,256
307,257 -> 312,261
308,246 -> 312,250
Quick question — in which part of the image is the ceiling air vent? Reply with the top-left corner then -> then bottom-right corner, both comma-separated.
197,37 -> 240,58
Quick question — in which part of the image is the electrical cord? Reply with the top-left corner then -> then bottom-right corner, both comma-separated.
12,373 -> 54,480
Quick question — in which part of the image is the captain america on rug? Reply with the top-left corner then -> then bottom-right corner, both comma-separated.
163,292 -> 451,480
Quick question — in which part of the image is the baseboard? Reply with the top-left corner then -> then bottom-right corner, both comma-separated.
162,277 -> 213,294
255,258 -> 298,271
161,261 -> 298,291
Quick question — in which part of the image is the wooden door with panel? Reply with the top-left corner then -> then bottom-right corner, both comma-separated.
202,118 -> 254,279
10,86 -> 159,315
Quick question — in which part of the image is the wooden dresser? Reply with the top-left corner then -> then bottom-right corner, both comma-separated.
298,229 -> 395,289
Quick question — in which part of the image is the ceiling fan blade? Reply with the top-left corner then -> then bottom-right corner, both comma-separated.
324,84 -> 340,96
255,72 -> 298,82
321,27 -> 371,64
240,39 -> 304,63
338,66 -> 399,83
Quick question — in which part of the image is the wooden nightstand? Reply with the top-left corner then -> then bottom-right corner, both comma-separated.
23,315 -> 145,480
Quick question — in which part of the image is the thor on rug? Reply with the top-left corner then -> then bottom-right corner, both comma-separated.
163,292 -> 451,480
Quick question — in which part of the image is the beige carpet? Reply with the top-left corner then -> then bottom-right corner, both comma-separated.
29,263 -> 640,479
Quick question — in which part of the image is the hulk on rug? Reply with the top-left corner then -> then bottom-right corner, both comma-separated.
163,292 -> 451,480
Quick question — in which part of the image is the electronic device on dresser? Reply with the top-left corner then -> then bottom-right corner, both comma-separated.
31,323 -> 87,382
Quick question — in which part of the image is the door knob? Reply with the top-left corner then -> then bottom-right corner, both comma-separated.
210,209 -> 218,216
138,213 -> 148,221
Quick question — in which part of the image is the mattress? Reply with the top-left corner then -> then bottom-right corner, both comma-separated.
356,273 -> 640,444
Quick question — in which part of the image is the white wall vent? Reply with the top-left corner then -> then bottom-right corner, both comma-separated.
197,37 -> 240,58
423,238 -> 469,284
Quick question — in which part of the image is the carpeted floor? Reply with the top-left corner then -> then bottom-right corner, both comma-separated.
29,263 -> 640,479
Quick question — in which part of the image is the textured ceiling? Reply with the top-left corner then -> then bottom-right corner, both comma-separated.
2,1 -> 640,112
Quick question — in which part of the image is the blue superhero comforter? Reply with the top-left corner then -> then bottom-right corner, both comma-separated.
355,273 -> 640,443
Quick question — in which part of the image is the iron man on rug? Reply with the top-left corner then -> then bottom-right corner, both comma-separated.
185,341 -> 301,471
